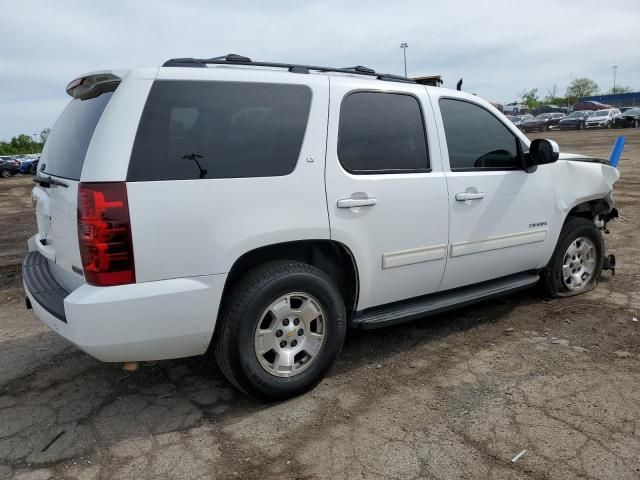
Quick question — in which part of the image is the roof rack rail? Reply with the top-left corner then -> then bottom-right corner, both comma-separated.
162,54 -> 416,84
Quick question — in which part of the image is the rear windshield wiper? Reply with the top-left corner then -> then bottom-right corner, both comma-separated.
33,175 -> 68,188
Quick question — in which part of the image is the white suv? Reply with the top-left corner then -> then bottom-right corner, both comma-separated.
585,108 -> 621,129
23,55 -> 620,400
502,101 -> 525,115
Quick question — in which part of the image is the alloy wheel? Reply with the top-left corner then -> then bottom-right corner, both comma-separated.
254,292 -> 327,377
561,237 -> 596,291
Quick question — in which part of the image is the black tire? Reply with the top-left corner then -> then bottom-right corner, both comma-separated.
0,169 -> 11,178
214,260 -> 346,401
29,165 -> 37,175
540,217 -> 605,298
579,122 -> 584,130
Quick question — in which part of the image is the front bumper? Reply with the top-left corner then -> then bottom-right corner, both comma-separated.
585,122 -> 607,128
23,249 -> 226,362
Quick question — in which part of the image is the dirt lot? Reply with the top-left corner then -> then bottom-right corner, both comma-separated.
0,129 -> 639,480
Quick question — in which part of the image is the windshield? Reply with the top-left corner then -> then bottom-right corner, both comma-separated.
511,116 -> 522,122
567,111 -> 586,118
593,110 -> 610,117
40,87 -> 116,180
624,109 -> 640,115
535,114 -> 549,119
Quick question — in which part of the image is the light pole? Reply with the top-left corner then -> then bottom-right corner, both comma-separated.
612,65 -> 618,94
400,43 -> 408,77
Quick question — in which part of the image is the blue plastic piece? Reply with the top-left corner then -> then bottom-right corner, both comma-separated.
609,136 -> 625,168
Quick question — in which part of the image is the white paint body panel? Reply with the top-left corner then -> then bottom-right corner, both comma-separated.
325,79 -> 450,310
25,66 -> 620,362
127,67 -> 331,281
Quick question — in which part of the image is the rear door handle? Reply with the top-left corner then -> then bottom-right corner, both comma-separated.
455,192 -> 485,201
337,197 -> 377,208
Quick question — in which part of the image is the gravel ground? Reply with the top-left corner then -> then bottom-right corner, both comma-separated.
0,129 -> 638,480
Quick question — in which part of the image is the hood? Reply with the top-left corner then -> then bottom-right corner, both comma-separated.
588,115 -> 608,120
559,153 -> 619,189
559,153 -> 603,162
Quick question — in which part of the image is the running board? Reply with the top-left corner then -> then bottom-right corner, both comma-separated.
351,272 -> 540,329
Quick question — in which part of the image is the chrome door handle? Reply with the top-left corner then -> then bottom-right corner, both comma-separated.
455,192 -> 485,201
337,197 -> 377,208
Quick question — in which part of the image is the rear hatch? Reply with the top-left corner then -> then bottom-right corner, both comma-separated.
33,74 -> 119,291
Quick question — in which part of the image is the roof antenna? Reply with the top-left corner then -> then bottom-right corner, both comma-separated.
456,78 -> 463,91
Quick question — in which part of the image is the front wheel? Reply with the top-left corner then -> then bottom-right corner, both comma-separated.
0,169 -> 11,178
540,217 -> 604,298
214,260 -> 347,401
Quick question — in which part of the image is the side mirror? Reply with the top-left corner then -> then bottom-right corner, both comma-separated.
526,139 -> 559,172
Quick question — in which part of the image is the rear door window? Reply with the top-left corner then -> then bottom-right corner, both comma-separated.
40,88 -> 115,180
127,81 -> 312,181
338,91 -> 429,174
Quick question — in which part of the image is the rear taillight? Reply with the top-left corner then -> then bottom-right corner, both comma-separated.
77,182 -> 135,286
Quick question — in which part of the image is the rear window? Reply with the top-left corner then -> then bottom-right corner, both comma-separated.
127,81 -> 312,181
40,88 -> 115,180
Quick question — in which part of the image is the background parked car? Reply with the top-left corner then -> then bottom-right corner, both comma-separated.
18,155 -> 40,174
522,112 -> 565,132
509,113 -> 533,131
0,156 -> 21,178
558,111 -> 593,130
613,108 -> 640,128
502,101 -> 525,115
531,104 -> 566,116
585,109 -> 621,129
573,100 -> 612,111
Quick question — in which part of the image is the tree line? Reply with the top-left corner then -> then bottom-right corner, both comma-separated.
517,78 -> 634,110
0,129 -> 50,156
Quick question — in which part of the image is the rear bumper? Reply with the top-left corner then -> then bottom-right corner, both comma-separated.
23,250 -> 226,362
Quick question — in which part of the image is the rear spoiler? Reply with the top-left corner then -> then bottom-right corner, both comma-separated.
66,73 -> 121,99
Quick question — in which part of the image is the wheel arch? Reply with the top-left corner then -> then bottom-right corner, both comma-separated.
218,240 -> 359,326
566,198 -> 612,222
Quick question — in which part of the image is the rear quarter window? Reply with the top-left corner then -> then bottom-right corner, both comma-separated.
127,81 -> 312,181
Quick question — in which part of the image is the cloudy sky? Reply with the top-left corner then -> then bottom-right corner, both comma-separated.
1,0 -> 639,140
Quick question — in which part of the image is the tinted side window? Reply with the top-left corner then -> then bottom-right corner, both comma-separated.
439,99 -> 520,170
338,92 -> 429,174
128,81 -> 312,181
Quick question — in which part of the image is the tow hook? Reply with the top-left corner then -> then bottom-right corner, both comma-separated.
603,255 -> 616,276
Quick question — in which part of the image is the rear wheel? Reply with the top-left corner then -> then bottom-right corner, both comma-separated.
29,165 -> 37,175
541,217 -> 604,298
214,260 -> 346,401
0,169 -> 11,178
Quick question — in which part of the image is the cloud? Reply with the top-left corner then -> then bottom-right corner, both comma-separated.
1,0 -> 639,139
